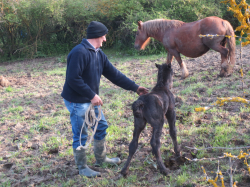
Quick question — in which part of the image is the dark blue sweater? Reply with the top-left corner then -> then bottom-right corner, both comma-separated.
61,39 -> 139,103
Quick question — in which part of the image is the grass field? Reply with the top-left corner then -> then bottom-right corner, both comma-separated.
0,46 -> 250,186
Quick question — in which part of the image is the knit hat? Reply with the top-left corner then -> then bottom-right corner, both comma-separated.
87,21 -> 108,39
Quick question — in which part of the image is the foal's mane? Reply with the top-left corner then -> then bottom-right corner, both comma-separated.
142,19 -> 184,34
156,64 -> 171,88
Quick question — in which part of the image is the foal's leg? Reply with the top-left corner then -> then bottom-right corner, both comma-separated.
120,117 -> 146,176
150,120 -> 170,175
167,49 -> 189,79
166,109 -> 180,157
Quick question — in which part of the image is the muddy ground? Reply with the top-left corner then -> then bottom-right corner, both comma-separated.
0,44 -> 250,186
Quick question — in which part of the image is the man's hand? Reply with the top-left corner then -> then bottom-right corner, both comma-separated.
136,86 -> 149,96
91,94 -> 103,106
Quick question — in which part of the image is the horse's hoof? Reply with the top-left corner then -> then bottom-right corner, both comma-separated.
181,74 -> 189,79
219,72 -> 226,77
219,72 -> 232,77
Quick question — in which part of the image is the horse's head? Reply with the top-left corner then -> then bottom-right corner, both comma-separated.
134,21 -> 151,50
155,63 -> 174,89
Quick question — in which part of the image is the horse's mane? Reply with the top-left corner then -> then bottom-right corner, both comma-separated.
142,19 -> 184,34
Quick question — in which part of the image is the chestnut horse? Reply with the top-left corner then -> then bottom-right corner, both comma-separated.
135,16 -> 236,79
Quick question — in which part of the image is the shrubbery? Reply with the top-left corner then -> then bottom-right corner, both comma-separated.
0,0 -> 238,61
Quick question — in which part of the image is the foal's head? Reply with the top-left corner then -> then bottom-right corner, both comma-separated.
155,63 -> 173,89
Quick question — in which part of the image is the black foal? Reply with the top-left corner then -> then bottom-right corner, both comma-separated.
121,63 -> 180,176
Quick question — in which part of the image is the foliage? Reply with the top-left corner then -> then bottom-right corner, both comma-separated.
221,0 -> 250,46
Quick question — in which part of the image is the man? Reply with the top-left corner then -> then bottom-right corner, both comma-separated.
61,21 -> 148,178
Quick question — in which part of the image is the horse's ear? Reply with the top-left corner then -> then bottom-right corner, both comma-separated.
138,21 -> 142,30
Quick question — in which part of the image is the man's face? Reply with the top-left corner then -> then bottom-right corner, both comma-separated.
97,35 -> 106,48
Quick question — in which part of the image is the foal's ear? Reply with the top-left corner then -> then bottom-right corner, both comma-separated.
138,21 -> 142,30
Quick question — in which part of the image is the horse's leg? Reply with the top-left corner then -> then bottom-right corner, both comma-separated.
218,47 -> 230,77
166,52 -> 174,65
168,49 -> 189,79
120,117 -> 146,177
150,119 -> 170,175
166,109 -> 180,157
204,38 -> 230,77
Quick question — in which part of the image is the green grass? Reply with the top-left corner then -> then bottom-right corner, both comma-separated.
5,86 -> 13,92
46,67 -> 66,76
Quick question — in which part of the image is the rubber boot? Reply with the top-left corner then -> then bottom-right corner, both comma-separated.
93,138 -> 121,167
73,148 -> 101,178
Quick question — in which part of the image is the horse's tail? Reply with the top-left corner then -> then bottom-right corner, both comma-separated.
223,20 -> 236,72
132,100 -> 144,118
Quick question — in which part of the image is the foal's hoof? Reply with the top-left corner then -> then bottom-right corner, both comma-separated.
120,169 -> 128,177
161,168 -> 171,176
114,174 -> 123,180
175,156 -> 186,165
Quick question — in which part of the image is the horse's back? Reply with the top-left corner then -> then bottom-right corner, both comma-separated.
199,16 -> 231,35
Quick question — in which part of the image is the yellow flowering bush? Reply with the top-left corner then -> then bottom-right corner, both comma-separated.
221,0 -> 250,46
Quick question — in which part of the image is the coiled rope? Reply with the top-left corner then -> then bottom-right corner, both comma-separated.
76,104 -> 102,150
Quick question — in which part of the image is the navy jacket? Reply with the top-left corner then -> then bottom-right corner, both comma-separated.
61,39 -> 139,103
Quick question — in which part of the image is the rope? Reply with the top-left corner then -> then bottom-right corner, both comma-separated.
76,104 -> 102,150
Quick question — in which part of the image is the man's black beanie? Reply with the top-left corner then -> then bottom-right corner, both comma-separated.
87,21 -> 108,39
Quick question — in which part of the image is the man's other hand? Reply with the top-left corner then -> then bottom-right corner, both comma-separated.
91,94 -> 103,106
136,86 -> 149,96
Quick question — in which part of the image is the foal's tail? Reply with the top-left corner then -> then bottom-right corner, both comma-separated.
223,20 -> 236,70
132,100 -> 144,118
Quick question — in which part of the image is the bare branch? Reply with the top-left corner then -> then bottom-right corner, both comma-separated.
185,146 -> 250,151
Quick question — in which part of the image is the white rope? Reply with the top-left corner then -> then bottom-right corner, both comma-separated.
76,104 -> 102,150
